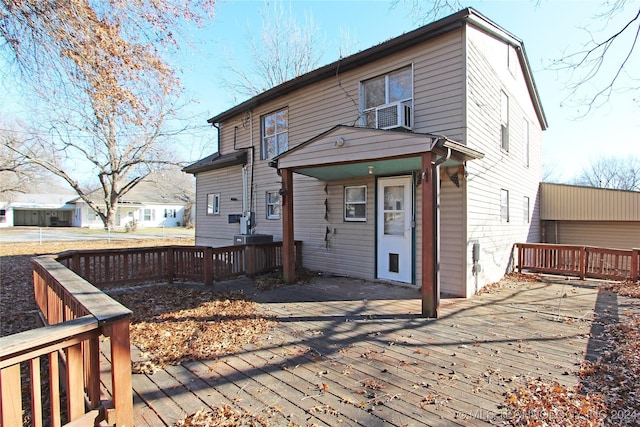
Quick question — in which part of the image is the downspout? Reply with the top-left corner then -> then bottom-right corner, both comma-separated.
213,122 -> 221,153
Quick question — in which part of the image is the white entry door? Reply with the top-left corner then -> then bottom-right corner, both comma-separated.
377,176 -> 413,283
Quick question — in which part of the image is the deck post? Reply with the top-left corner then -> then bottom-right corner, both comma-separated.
580,247 -> 587,280
104,319 -> 133,427
0,364 -> 22,426
632,248 -> 639,282
204,247 -> 213,285
167,246 -> 175,284
282,168 -> 296,284
247,245 -> 256,279
421,152 -> 438,318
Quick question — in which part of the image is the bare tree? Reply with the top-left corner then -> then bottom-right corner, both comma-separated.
573,156 -> 640,191
0,120 -> 67,195
391,0 -> 463,25
549,1 -> 639,113
0,0 -> 215,228
222,1 -> 325,99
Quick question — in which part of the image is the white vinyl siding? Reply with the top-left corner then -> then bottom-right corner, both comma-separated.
211,32 -> 465,285
523,119 -> 529,167
195,167 -> 245,247
199,26 -> 548,298
464,25 -> 542,296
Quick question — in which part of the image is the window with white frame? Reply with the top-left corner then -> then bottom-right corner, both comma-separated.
500,189 -> 509,223
266,191 -> 281,219
500,90 -> 509,152
141,208 -> 155,222
261,108 -> 288,159
0,209 -> 5,223
344,185 -> 367,222
164,208 -> 177,218
523,119 -> 530,167
523,196 -> 530,224
207,193 -> 220,215
362,66 -> 412,129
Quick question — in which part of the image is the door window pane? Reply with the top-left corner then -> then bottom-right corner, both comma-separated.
383,185 -> 405,235
383,185 -> 404,210
384,212 -> 405,235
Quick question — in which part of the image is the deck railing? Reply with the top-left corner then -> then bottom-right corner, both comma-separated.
0,241 -> 302,426
516,243 -> 640,281
0,256 -> 133,427
57,241 -> 303,287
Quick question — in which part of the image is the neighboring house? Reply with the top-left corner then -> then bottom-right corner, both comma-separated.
71,180 -> 191,229
0,193 -> 76,228
540,183 -> 640,250
185,8 -> 547,308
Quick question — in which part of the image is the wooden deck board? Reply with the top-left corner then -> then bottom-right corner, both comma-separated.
119,276 -> 640,426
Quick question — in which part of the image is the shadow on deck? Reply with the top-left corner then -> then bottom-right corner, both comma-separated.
120,275 -> 640,426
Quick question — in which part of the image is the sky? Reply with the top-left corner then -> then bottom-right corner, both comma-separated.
175,0 -> 640,183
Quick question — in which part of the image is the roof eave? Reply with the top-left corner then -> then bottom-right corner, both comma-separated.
207,8 -> 472,125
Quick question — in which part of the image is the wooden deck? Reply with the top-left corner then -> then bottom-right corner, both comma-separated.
110,275 -> 640,426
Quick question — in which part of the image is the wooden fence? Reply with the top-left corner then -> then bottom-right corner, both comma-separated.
0,241 -> 302,426
516,243 -> 640,281
0,256 -> 133,427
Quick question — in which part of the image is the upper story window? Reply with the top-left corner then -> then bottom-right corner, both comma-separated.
362,67 -> 413,130
261,108 -> 288,159
500,90 -> 509,152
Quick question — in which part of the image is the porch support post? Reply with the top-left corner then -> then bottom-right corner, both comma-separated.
281,168 -> 296,284
421,151 -> 439,318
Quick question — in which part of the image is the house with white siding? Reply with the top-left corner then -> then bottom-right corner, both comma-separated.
185,8 -> 547,315
70,179 -> 192,229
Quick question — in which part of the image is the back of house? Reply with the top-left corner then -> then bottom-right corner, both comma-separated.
185,8 -> 547,298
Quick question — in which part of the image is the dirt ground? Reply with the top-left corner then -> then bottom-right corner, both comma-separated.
0,237 -> 194,337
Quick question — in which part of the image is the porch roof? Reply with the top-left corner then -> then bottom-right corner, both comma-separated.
271,125 -> 484,180
183,151 -> 247,175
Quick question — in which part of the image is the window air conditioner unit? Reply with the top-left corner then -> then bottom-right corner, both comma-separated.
375,101 -> 412,130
